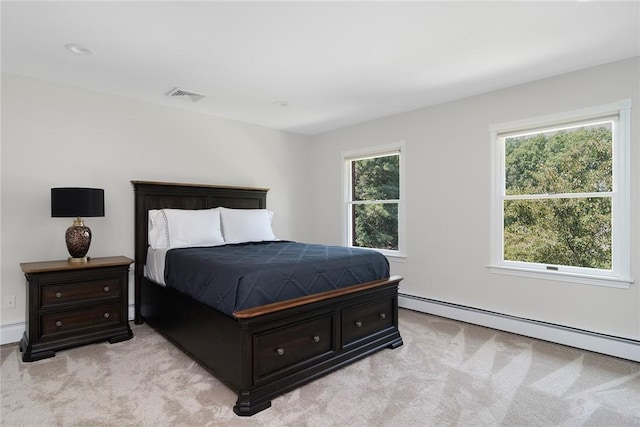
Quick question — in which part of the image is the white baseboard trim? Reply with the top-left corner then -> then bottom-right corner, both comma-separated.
0,305 -> 137,346
0,322 -> 25,346
399,294 -> 640,363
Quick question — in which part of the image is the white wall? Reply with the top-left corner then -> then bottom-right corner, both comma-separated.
0,73 -> 313,327
310,57 -> 640,341
3,58 -> 638,345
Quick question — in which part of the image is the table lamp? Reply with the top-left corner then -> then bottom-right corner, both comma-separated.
51,187 -> 105,263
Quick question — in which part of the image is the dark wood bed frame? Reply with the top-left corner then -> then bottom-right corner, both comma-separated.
132,180 -> 403,416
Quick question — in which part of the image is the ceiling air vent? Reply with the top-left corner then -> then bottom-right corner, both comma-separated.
165,87 -> 206,102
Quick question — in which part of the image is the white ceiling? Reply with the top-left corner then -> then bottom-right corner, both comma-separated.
2,1 -> 639,136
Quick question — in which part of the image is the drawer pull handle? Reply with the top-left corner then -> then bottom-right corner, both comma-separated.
104,286 -> 110,292
276,348 -> 285,356
313,335 -> 320,343
55,320 -> 63,327
355,321 -> 363,328
55,292 -> 62,298
379,313 -> 386,320
103,312 -> 110,319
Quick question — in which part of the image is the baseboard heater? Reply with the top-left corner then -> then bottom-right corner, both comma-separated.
398,293 -> 640,362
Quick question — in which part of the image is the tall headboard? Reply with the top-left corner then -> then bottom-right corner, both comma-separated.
131,180 -> 268,323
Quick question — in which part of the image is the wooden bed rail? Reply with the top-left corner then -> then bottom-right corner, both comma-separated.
233,275 -> 403,319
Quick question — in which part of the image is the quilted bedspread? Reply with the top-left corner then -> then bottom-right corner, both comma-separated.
164,241 -> 390,317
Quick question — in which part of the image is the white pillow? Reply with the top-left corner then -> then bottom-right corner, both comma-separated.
219,207 -> 276,243
148,209 -> 168,249
148,208 -> 225,249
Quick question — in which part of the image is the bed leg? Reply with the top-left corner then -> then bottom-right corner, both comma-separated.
233,392 -> 272,416
389,338 -> 404,349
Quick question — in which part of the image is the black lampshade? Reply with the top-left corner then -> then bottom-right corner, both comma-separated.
51,188 -> 105,218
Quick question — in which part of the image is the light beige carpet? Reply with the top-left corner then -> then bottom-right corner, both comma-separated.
2,309 -> 639,427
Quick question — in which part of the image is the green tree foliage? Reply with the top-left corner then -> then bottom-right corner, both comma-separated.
352,155 -> 399,250
503,125 -> 612,269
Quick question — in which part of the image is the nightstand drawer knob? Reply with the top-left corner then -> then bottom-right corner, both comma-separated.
104,286 -> 110,292
55,292 -> 62,298
55,320 -> 63,327
276,347 -> 285,356
103,312 -> 110,319
355,321 -> 363,328
313,335 -> 320,343
379,313 -> 386,320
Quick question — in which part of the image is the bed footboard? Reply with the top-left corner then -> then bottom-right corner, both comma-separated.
140,275 -> 403,416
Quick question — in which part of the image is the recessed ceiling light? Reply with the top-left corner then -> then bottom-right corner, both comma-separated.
274,100 -> 288,107
65,43 -> 93,56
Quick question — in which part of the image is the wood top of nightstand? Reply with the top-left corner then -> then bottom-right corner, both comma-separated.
20,256 -> 133,274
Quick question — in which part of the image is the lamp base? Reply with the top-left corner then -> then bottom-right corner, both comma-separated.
67,256 -> 90,264
65,218 -> 92,260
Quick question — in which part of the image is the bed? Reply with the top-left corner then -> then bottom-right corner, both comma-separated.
132,180 -> 403,416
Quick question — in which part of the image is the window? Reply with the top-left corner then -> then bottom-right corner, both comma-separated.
490,100 -> 631,287
343,143 -> 405,257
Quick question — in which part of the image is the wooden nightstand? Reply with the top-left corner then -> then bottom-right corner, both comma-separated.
19,256 -> 134,362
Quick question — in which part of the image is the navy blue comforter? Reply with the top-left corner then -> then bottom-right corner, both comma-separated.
164,241 -> 390,317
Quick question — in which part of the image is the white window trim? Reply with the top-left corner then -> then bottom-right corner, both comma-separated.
342,142 -> 406,259
489,100 -> 633,288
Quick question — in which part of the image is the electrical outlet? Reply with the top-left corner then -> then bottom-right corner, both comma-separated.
4,296 -> 16,309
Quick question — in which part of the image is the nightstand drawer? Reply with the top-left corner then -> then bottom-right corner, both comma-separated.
41,303 -> 121,338
41,278 -> 122,307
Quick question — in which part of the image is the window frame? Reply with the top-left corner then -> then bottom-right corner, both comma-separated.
489,100 -> 632,288
342,142 -> 406,258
